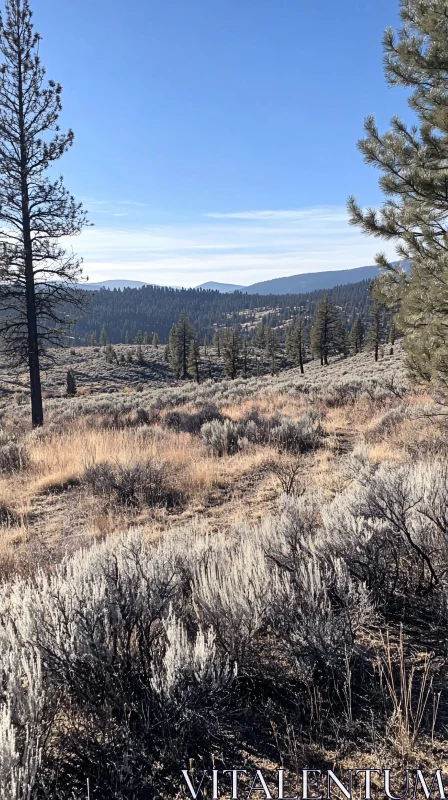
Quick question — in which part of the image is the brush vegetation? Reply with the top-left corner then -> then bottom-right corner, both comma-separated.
1,343 -> 448,797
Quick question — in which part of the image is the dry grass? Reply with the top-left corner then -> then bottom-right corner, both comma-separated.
0,342 -> 445,573
0,417 -> 280,558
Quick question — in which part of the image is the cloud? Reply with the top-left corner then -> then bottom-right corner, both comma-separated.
81,198 -> 109,206
75,205 -> 397,287
204,207 -> 348,222
81,199 -> 148,211
118,201 -> 149,207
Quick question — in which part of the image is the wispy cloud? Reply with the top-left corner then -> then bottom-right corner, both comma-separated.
81,199 -> 147,213
118,201 -> 149,207
83,199 -> 109,207
204,207 -> 348,222
76,205 -> 397,287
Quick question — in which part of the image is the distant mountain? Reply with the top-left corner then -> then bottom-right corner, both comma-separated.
197,281 -> 246,292
244,265 -> 382,295
196,263 -> 409,295
247,261 -> 411,294
82,262 -> 410,296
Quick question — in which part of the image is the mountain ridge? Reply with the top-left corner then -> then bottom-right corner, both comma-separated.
196,264 -> 382,294
82,262 -> 409,296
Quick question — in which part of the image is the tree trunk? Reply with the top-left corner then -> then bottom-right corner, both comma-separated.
25,259 -> 44,427
18,51 -> 43,427
299,345 -> 304,374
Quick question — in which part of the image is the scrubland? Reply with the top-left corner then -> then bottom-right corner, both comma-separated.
1,342 -> 448,798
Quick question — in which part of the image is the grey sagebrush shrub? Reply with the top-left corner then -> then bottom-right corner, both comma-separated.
0,432 -> 29,473
1,451 -> 448,796
201,419 -> 239,456
269,410 -> 325,454
83,460 -> 184,509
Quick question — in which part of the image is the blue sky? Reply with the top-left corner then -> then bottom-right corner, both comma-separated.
32,0 -> 412,286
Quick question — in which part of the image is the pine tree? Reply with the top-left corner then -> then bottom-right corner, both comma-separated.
335,314 -> 349,357
143,331 -> 150,345
105,343 -> 117,364
348,0 -> 448,385
164,343 -> 169,363
203,335 -> 208,356
310,294 -> 340,365
169,314 -> 195,378
222,327 -> 240,379
125,330 -> 131,344
213,330 -> 221,357
349,317 -> 365,354
254,319 -> 266,349
134,330 -> 143,345
265,328 -> 280,376
152,332 -> 159,348
366,300 -> 385,362
242,339 -> 249,378
66,369 -> 76,397
286,316 -> 306,374
100,326 -> 108,347
136,344 -> 145,363
188,339 -> 201,383
0,0 -> 88,427
388,316 -> 397,355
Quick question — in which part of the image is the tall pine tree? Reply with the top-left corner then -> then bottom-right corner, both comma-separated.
366,299 -> 385,362
188,338 -> 201,383
348,0 -> 448,385
265,328 -> 280,375
222,327 -> 240,379
0,0 -> 88,426
310,294 -> 340,365
285,316 -> 306,373
169,314 -> 195,378
349,316 -> 365,354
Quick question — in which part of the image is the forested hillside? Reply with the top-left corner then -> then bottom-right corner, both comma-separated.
73,279 -> 372,345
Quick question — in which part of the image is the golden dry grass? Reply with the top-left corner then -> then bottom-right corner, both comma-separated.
0,378 -> 444,570
221,394 -> 307,421
0,417 -> 279,557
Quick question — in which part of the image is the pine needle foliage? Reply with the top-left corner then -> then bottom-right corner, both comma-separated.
286,315 -> 306,373
310,294 -> 341,365
169,315 -> 195,378
222,327 -> 241,379
188,338 -> 201,383
348,0 -> 448,385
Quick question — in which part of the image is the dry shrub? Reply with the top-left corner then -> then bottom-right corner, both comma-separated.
164,404 -> 225,434
83,460 -> 185,509
0,500 -> 17,526
201,418 -> 239,456
201,410 -> 325,457
0,433 -> 29,473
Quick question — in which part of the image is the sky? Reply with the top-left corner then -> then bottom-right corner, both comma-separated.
30,0 -> 413,287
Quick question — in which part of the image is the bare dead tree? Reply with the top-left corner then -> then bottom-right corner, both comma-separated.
0,0 -> 88,426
